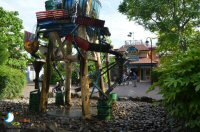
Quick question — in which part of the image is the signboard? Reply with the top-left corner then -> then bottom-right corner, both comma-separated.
126,46 -> 139,61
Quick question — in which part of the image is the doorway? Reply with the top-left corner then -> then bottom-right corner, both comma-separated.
141,68 -> 151,82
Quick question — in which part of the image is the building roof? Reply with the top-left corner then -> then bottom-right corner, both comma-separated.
118,44 -> 149,52
129,58 -> 157,64
118,46 -> 127,52
135,44 -> 149,51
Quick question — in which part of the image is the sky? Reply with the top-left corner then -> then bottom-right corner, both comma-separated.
0,0 -> 157,48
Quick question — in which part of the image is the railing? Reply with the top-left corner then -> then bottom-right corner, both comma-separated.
36,9 -> 69,22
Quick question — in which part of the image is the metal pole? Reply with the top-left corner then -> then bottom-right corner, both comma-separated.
132,32 -> 134,45
146,37 -> 153,85
150,39 -> 153,85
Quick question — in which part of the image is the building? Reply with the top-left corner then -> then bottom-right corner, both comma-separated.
27,64 -> 44,82
118,44 -> 159,82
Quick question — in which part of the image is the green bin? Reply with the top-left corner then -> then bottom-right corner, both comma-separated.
55,92 -> 65,106
29,90 -> 40,112
97,99 -> 113,120
110,93 -> 118,102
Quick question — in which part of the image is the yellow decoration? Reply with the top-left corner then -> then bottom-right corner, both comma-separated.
24,40 -> 39,54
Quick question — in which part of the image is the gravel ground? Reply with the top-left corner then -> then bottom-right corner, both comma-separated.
0,97 -> 185,132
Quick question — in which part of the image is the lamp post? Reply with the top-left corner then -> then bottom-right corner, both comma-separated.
145,37 -> 153,84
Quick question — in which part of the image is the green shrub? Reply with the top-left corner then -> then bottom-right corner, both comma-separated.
150,48 -> 200,128
152,70 -> 161,82
0,65 -> 26,99
72,71 -> 79,85
50,63 -> 65,85
0,43 -> 9,65
51,70 -> 63,85
50,63 -> 80,85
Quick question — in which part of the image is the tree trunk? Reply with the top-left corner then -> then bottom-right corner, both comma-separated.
65,40 -> 72,106
90,36 -> 106,96
39,32 -> 54,112
79,26 -> 91,119
106,53 -> 111,89
95,52 -> 106,96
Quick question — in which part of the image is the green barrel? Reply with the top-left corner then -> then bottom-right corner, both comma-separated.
55,92 -> 65,106
110,93 -> 118,102
29,90 -> 40,112
97,99 -> 113,120
45,0 -> 57,10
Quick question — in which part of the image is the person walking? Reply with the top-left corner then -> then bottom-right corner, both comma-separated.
133,72 -> 137,87
122,72 -> 127,85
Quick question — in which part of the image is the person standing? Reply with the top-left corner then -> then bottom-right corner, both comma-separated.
133,72 -> 137,87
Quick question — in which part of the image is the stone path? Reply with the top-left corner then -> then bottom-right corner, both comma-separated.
0,98 -> 182,132
23,81 -> 162,100
112,82 -> 162,100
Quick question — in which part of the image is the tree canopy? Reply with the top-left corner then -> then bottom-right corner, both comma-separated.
0,43 -> 9,65
119,0 -> 200,128
0,7 -> 27,71
119,0 -> 200,52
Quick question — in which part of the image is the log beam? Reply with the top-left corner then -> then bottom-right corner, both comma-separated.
39,32 -> 54,112
65,40 -> 72,107
79,26 -> 91,119
95,52 -> 106,95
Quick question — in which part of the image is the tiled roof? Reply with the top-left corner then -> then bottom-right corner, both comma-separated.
135,44 -> 149,51
130,58 -> 157,64
118,47 -> 127,52
118,44 -> 149,52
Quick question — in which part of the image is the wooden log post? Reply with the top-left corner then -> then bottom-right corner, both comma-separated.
90,37 -> 106,96
79,26 -> 91,119
65,40 -> 72,107
92,36 -> 106,96
49,32 -> 73,107
95,52 -> 106,95
39,32 -> 54,112
106,53 -> 111,89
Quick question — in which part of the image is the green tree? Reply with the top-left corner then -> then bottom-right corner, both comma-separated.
150,46 -> 200,128
0,43 -> 9,65
119,0 -> 199,52
0,7 -> 27,71
119,0 -> 200,128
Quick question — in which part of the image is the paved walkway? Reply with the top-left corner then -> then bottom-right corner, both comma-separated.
112,82 -> 162,100
23,82 -> 162,100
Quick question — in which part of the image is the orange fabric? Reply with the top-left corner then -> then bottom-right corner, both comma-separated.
66,34 -> 90,51
75,37 -> 90,51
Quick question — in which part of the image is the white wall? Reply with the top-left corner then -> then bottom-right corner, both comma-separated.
27,64 -> 44,81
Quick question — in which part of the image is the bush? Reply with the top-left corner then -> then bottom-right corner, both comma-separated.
50,63 -> 80,85
150,48 -> 200,128
0,43 -> 9,65
0,65 -> 26,99
50,63 -> 65,85
72,71 -> 79,86
50,70 -> 63,85
151,70 -> 161,82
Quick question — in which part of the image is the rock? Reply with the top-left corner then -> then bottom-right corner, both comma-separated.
0,98 -> 183,131
118,97 -> 128,101
46,123 -> 57,132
